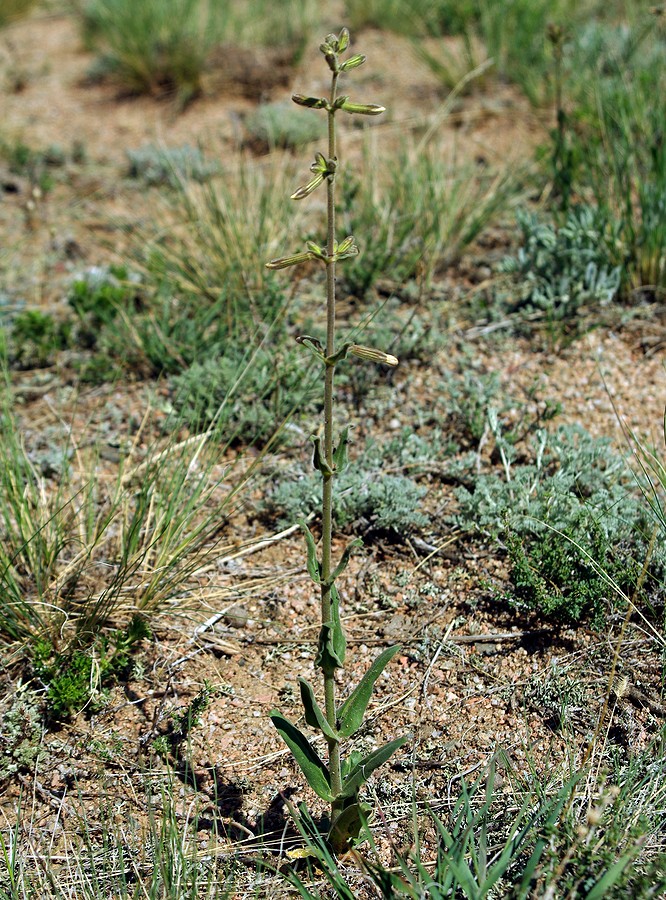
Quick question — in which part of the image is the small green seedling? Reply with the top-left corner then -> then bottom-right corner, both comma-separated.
266,28 -> 407,853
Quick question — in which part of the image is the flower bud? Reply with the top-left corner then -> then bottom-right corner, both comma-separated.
339,100 -> 386,116
337,28 -> 350,52
266,250 -> 314,270
292,94 -> 328,109
339,54 -> 366,72
350,345 -> 399,366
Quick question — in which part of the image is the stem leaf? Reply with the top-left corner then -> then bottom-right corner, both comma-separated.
315,584 -> 346,675
337,645 -> 401,738
311,435 -> 334,476
328,800 -> 372,852
338,735 -> 409,800
302,521 -> 321,584
299,677 -> 339,740
332,425 -> 351,472
328,538 -> 363,586
270,711 -> 333,801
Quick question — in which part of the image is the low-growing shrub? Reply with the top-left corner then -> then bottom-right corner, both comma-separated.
245,101 -> 323,151
454,423 -> 658,624
498,205 -> 622,319
168,342 -> 311,444
126,143 -> 218,186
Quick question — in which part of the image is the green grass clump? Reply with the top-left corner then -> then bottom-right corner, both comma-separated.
76,0 -> 218,105
31,615 -> 150,719
7,309 -> 71,369
339,136 -> 521,297
0,0 -> 36,28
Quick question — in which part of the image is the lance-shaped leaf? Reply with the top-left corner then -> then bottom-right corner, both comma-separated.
338,735 -> 409,800
350,344 -> 399,366
327,538 -> 362,586
332,425 -> 351,472
337,645 -> 401,738
331,582 -> 346,665
328,801 -> 372,852
316,623 -> 343,676
302,521 -> 321,584
292,94 -> 328,109
339,54 -> 365,72
270,711 -> 333,801
315,584 -> 346,674
311,435 -> 334,477
298,677 -> 339,741
265,249 -> 314,270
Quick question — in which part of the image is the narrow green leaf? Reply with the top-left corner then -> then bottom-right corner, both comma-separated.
338,735 -> 408,799
330,583 -> 346,666
332,425 -> 351,472
337,645 -> 401,738
302,522 -> 321,584
270,711 -> 332,802
328,539 -> 362,585
298,677 -> 339,741
311,436 -> 334,476
585,852 -> 640,900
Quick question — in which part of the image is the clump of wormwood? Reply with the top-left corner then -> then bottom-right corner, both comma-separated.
266,28 -> 407,853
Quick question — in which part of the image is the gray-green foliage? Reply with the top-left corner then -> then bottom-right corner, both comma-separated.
0,686 -> 44,780
168,343 -> 310,444
454,422 -> 656,623
245,101 -> 323,150
499,206 -> 622,319
266,429 -> 432,534
126,143 -> 218,186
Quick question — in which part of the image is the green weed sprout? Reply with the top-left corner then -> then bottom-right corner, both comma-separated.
266,28 -> 406,852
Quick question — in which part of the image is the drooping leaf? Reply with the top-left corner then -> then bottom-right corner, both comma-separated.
299,677 -> 339,741
327,539 -> 362,586
311,435 -> 334,476
337,645 -> 401,738
328,801 -> 372,852
325,342 -> 352,367
302,522 -> 321,584
270,711 -> 332,801
330,583 -> 346,666
332,425 -> 351,472
338,736 -> 408,800
315,622 -> 344,675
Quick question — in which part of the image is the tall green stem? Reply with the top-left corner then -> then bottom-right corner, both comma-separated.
322,69 -> 342,815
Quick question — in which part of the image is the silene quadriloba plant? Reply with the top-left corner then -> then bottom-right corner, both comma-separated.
266,28 -> 407,853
